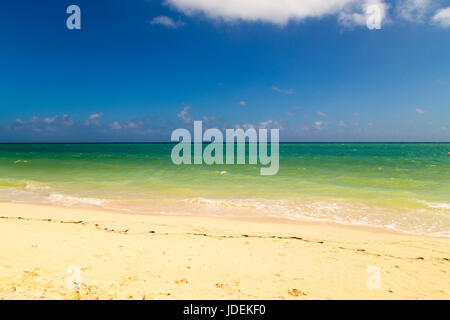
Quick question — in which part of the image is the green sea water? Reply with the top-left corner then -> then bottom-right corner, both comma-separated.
0,143 -> 449,237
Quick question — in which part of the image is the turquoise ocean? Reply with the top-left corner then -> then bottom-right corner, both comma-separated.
0,143 -> 449,237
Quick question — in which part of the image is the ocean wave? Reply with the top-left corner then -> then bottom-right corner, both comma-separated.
0,179 -> 49,191
0,186 -> 109,209
47,193 -> 109,207
0,185 -> 448,237
180,197 -> 450,238
24,181 -> 50,191
420,201 -> 450,210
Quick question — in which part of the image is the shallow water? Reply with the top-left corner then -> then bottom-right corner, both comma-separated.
0,143 -> 449,237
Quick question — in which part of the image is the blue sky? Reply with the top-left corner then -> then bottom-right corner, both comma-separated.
0,0 -> 449,142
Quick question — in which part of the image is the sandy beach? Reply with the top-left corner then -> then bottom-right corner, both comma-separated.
0,202 -> 448,300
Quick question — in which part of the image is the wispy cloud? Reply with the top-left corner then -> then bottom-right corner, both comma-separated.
109,119 -> 145,130
314,121 -> 324,130
416,108 -> 425,114
397,0 -> 433,23
84,112 -> 104,126
88,113 -> 103,120
395,1 -> 450,28
177,105 -> 193,124
317,111 -> 327,117
235,119 -> 284,131
202,115 -> 218,123
1,114 -> 170,142
271,85 -> 293,95
338,0 -> 389,28
109,121 -> 122,130
150,16 -> 185,28
239,101 -> 246,106
9,115 -> 75,133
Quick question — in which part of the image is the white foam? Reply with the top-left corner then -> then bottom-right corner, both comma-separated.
420,201 -> 450,210
178,197 -> 450,237
47,193 -> 108,207
1,184 -> 449,237
24,181 -> 49,191
13,160 -> 28,164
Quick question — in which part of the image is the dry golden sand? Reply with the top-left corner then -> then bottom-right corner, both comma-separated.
0,202 -> 449,300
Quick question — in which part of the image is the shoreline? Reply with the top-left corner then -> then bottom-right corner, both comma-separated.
0,202 -> 449,299
3,199 -> 446,239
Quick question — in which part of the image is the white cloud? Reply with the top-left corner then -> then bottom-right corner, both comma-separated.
88,113 -> 103,120
314,121 -> 324,130
108,119 -> 144,130
84,112 -> 104,126
338,120 -> 347,127
397,0 -> 433,23
108,119 -> 146,131
166,0 -> 388,26
235,119 -> 283,130
202,115 -> 218,123
432,7 -> 450,28
338,0 -> 389,28
124,120 -> 144,129
13,114 -> 75,132
109,121 -> 122,130
235,123 -> 254,130
271,85 -> 293,95
150,15 -> 185,28
416,108 -> 425,114
2,114 -> 171,141
8,115 -> 75,133
259,119 -> 283,129
177,105 -> 193,124
239,101 -> 246,106
317,111 -> 327,117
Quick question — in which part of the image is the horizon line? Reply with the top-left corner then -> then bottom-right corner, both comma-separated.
0,141 -> 449,144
